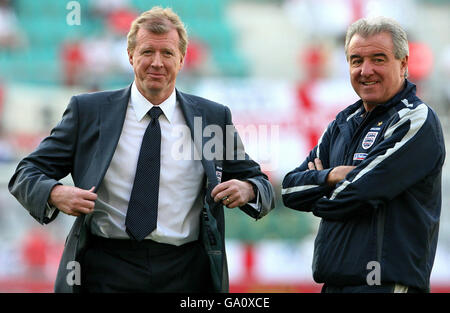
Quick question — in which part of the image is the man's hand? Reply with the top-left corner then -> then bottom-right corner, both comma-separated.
308,158 -> 356,187
48,185 -> 97,216
211,179 -> 255,208
308,158 -> 325,171
326,166 -> 356,186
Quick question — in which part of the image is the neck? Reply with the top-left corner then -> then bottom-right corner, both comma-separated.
135,82 -> 174,106
363,80 -> 407,112
363,102 -> 377,112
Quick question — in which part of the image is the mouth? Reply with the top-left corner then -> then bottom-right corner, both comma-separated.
360,81 -> 378,86
147,72 -> 165,79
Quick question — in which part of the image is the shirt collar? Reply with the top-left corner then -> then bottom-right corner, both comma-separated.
130,82 -> 177,123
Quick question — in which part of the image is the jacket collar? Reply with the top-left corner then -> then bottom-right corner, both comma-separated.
130,82 -> 177,123
338,79 -> 416,122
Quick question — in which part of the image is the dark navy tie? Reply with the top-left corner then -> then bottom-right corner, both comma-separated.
126,106 -> 163,241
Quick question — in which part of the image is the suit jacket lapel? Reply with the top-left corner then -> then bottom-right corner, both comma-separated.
176,90 -> 218,199
92,87 -> 219,197
93,85 -> 131,189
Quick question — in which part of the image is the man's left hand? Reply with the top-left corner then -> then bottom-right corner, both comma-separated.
211,180 -> 255,208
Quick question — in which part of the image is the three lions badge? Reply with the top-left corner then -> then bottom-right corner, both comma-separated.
362,131 -> 379,150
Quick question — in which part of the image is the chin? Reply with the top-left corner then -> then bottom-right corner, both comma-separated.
359,93 -> 381,103
144,83 -> 163,91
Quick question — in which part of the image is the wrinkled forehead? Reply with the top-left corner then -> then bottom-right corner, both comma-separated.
135,25 -> 179,41
347,32 -> 395,56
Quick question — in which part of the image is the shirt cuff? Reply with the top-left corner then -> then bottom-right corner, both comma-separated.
245,182 -> 261,213
45,202 -> 57,219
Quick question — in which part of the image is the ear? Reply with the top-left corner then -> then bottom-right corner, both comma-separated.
128,49 -> 134,66
400,55 -> 408,77
179,53 -> 185,70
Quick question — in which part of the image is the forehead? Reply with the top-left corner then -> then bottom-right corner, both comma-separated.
135,27 -> 180,48
348,32 -> 395,57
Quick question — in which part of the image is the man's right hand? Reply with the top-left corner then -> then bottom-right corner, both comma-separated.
307,158 -> 356,187
326,165 -> 356,187
48,185 -> 97,216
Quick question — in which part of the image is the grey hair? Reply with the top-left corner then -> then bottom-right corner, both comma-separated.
344,16 -> 409,61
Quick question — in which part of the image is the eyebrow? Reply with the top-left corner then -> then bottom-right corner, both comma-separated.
139,46 -> 175,52
350,52 -> 388,60
373,53 -> 387,58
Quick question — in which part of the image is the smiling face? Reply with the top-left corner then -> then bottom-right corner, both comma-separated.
128,27 -> 184,105
347,32 -> 408,111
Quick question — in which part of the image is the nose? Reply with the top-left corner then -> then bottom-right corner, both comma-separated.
151,52 -> 163,68
360,60 -> 374,76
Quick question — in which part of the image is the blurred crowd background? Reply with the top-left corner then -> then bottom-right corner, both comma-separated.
0,0 -> 449,292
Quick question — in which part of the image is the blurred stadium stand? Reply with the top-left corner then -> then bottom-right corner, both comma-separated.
0,0 -> 248,87
0,0 -> 449,293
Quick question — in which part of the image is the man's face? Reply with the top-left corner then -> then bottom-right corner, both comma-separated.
347,32 -> 408,111
128,27 -> 184,104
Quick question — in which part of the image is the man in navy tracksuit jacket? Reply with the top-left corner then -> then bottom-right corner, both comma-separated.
282,17 -> 445,293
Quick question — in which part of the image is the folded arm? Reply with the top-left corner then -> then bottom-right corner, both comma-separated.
314,104 -> 445,220
282,123 -> 335,212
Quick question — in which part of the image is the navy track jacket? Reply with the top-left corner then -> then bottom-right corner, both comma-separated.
282,80 -> 445,291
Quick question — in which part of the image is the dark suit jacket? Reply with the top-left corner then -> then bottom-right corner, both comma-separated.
8,85 -> 275,293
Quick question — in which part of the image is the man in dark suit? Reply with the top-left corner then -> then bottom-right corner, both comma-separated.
8,7 -> 274,293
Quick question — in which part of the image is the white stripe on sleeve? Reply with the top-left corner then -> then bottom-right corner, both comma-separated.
330,104 -> 428,200
282,184 -> 320,195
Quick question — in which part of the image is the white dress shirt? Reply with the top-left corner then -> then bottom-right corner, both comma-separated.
90,83 -> 205,245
